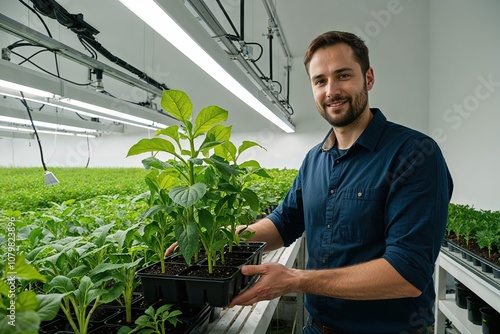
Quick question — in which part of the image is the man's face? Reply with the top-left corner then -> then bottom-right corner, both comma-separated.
308,43 -> 374,127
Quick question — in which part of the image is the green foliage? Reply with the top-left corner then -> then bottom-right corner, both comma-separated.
248,168 -> 297,210
447,203 -> 500,256
0,167 -> 148,211
48,275 -> 123,334
0,255 -> 62,334
118,304 -> 182,334
127,90 -> 269,273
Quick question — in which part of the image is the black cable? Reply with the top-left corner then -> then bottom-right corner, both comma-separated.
216,0 -> 240,40
78,35 -> 98,59
20,0 -> 61,77
28,0 -> 170,91
85,134 -> 90,168
240,0 -> 244,40
267,28 -> 273,81
250,60 -> 269,81
19,0 -> 53,38
10,50 -> 90,86
75,112 -> 89,121
17,48 -> 51,65
246,42 -> 264,62
19,92 -> 48,171
286,62 -> 291,104
79,34 -> 169,91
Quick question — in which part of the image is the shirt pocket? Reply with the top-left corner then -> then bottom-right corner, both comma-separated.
337,187 -> 386,243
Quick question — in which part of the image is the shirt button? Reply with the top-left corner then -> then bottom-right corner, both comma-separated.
335,160 -> 340,164
322,259 -> 327,264
327,224 -> 331,229
357,191 -> 363,197
330,189 -> 335,194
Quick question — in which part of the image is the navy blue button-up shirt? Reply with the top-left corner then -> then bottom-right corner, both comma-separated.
267,109 -> 453,334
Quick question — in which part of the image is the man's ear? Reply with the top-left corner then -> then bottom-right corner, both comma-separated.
366,67 -> 375,91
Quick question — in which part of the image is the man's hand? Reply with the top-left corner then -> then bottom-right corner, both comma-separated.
164,242 -> 178,257
228,263 -> 299,307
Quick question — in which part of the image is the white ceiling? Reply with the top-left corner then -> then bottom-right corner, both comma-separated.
0,0 -> 414,134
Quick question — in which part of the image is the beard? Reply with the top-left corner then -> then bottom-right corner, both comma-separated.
317,84 -> 369,128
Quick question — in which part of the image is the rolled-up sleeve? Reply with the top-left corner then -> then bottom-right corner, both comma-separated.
383,137 -> 453,292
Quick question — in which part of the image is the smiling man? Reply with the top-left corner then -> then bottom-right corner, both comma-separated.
227,31 -> 454,334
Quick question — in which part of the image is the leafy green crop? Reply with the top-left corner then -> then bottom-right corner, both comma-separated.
0,167 -> 148,211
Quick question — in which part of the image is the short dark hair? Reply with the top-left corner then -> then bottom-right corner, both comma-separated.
303,31 -> 370,77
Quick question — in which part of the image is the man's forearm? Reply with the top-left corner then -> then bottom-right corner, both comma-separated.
294,258 -> 422,300
244,218 -> 284,251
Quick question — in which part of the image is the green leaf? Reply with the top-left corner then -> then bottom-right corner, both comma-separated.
6,255 -> 46,282
199,139 -> 225,152
169,184 -> 207,208
47,276 -> 74,294
16,290 -> 38,311
175,221 -> 198,265
36,294 -> 63,322
238,140 -> 265,154
160,90 -> 192,123
241,188 -> 260,211
0,280 -> 9,296
215,141 -> 237,162
144,305 -> 155,319
194,105 -> 228,136
157,173 -> 179,190
141,156 -> 171,170
156,125 -> 180,145
205,157 -> 239,179
127,138 -> 176,157
156,304 -> 172,315
206,124 -> 232,142
0,310 -> 40,334
101,282 -> 124,303
66,265 -> 90,279
198,209 -> 213,235
239,160 -> 261,169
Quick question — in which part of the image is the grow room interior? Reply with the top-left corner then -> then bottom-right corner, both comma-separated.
0,1 -> 499,334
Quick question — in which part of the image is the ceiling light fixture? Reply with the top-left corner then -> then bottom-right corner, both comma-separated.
0,115 -> 97,133
0,59 -> 172,130
0,92 -> 159,131
0,124 -> 97,137
118,0 -> 295,133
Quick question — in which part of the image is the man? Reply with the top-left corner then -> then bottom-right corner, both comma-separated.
227,31 -> 453,334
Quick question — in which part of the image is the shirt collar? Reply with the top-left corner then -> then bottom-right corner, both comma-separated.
320,108 -> 386,152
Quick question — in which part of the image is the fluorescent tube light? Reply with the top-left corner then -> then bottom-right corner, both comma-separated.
0,79 -> 60,98
118,0 -> 295,133
0,115 -> 97,133
0,92 -> 160,130
59,97 -> 167,128
0,124 -> 97,137
0,59 -> 171,130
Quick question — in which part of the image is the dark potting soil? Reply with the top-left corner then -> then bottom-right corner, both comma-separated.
448,233 -> 500,266
90,306 -> 121,322
230,244 -> 263,252
183,266 -> 239,278
143,262 -> 189,275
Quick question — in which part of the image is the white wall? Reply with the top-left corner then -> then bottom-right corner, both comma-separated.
0,0 -> 431,170
429,0 -> 500,211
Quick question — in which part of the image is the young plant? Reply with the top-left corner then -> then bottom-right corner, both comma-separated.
117,304 -> 182,334
127,89 -> 266,273
90,224 -> 146,325
0,255 -> 62,334
133,171 -> 177,273
47,275 -> 123,334
475,228 -> 499,258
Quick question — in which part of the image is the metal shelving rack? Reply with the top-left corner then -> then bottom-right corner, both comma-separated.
434,248 -> 500,334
